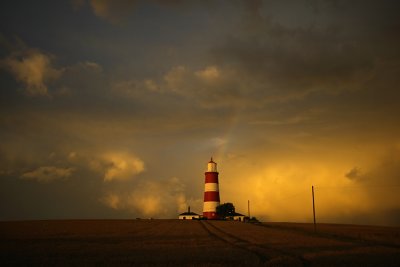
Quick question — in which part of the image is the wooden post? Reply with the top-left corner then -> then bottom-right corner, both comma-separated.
312,185 -> 316,232
248,200 -> 250,218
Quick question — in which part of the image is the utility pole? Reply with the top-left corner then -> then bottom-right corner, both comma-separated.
247,200 -> 250,218
312,185 -> 316,232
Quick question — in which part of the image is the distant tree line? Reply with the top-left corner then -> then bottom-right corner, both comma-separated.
216,203 -> 235,219
217,202 -> 259,222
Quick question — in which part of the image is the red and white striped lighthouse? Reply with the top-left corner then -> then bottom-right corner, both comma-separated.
203,157 -> 220,220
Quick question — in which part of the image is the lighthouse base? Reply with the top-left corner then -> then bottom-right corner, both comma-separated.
203,212 -> 219,220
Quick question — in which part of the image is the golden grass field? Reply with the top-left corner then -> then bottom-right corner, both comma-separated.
1,219 -> 399,266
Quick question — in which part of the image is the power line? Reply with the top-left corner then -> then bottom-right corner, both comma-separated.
316,185 -> 400,189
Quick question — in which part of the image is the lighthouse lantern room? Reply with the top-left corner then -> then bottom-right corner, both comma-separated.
203,158 -> 221,219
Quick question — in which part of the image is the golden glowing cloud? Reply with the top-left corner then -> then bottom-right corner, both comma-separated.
100,177 -> 191,218
101,193 -> 121,210
1,49 -> 62,96
100,152 -> 144,182
195,66 -> 220,81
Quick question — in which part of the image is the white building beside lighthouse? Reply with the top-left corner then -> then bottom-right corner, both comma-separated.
178,206 -> 200,220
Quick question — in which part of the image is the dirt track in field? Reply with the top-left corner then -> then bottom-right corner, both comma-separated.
1,220 -> 399,266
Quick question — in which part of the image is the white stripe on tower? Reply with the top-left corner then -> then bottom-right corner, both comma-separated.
204,183 -> 219,192
203,202 -> 219,212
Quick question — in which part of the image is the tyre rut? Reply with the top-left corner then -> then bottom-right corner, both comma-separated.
200,221 -> 308,266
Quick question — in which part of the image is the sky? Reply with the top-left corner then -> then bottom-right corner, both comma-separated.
1,0 -> 400,226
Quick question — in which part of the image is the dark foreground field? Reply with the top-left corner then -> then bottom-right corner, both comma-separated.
1,220 -> 399,266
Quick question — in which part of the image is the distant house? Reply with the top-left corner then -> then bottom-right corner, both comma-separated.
226,212 -> 246,222
178,206 -> 200,220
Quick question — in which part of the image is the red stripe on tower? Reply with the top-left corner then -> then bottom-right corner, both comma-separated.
203,157 -> 220,220
204,191 -> 220,202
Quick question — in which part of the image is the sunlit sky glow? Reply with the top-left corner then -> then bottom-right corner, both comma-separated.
1,0 -> 400,225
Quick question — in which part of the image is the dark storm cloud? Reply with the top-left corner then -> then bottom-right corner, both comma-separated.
213,31 -> 372,100
345,167 -> 361,181
211,1 -> 400,103
88,0 -> 138,24
21,166 -> 75,183
84,0 -> 198,24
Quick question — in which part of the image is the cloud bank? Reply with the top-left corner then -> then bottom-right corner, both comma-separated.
101,177 -> 193,218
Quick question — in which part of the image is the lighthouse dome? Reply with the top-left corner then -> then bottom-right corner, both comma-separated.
207,157 -> 218,172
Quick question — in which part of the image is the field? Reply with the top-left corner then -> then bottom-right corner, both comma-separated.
1,220 -> 399,266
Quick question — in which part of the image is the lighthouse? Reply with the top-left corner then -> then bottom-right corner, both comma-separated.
203,158 -> 220,219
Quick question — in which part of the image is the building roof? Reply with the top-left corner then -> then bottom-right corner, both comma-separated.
228,212 -> 245,217
179,206 -> 198,216
179,211 -> 199,216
